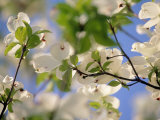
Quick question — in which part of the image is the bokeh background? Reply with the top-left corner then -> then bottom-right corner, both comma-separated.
0,0 -> 154,120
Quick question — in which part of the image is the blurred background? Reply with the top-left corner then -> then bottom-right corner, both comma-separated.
0,0 -> 157,120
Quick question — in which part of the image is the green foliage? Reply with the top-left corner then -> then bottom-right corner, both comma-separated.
102,61 -> 113,70
70,55 -> 78,66
36,72 -> 49,85
26,35 -> 41,49
111,13 -> 132,28
91,51 -> 100,61
89,101 -> 101,109
4,21 -> 51,59
132,0 -> 141,3
33,30 -> 51,35
57,68 -> 72,92
27,115 -> 46,120
122,83 -> 129,90
56,1 -> 116,54
85,61 -> 95,71
148,67 -> 158,81
88,66 -> 100,73
23,21 -> 32,37
4,42 -> 19,56
15,47 -> 23,58
108,81 -> 121,87
8,103 -> 13,113
59,60 -> 70,72
102,98 -> 120,115
15,26 -> 27,44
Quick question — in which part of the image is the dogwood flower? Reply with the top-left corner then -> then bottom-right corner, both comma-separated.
136,25 -> 152,37
7,93 -> 89,120
92,0 -> 125,16
7,12 -> 30,33
78,84 -> 121,101
74,48 -> 132,85
32,41 -> 73,73
139,2 -> 160,28
4,12 -> 47,57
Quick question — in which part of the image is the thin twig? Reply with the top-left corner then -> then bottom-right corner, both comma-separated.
127,81 -> 139,86
0,45 -> 26,119
108,21 -> 140,79
108,22 -> 160,90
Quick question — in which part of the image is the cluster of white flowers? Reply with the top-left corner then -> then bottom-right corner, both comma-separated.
66,0 -> 126,16
31,44 -> 134,119
7,93 -> 90,120
2,0 -> 160,120
131,1 -> 160,100
4,12 -> 46,57
0,75 -> 33,114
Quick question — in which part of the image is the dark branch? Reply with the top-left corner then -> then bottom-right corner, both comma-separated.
0,45 -> 26,119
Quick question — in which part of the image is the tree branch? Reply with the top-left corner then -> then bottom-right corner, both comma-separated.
0,45 -> 26,119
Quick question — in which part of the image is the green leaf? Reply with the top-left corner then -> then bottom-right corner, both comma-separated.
34,30 -> 51,35
91,51 -> 100,61
89,101 -> 101,109
57,68 -> 72,92
59,60 -> 69,72
1,95 -> 7,102
4,88 -> 10,96
77,35 -> 91,54
36,72 -> 49,85
157,72 -> 160,78
88,67 -> 100,73
8,103 -> 13,113
70,55 -> 78,66
23,49 -> 29,57
13,99 -> 21,103
15,26 -> 27,44
15,47 -> 22,58
10,88 -> 17,98
26,35 -> 41,49
23,20 -> 32,37
132,0 -> 141,3
148,67 -> 157,81
102,61 -> 113,70
85,61 -> 95,71
93,33 -> 116,46
4,42 -> 19,56
122,83 -> 129,90
108,81 -> 120,87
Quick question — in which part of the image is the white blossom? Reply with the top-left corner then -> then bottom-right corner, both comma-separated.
139,2 -> 160,28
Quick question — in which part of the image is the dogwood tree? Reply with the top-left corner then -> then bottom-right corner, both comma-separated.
0,0 -> 160,120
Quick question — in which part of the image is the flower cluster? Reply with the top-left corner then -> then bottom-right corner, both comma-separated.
1,0 -> 160,120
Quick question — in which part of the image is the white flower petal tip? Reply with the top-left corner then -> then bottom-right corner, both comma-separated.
7,12 -> 30,32
32,53 -> 60,73
50,41 -> 73,61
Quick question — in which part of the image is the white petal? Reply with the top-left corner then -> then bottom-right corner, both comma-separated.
36,93 -> 59,112
32,53 -> 60,73
130,56 -> 147,65
18,12 -> 30,24
97,84 -> 121,96
104,96 -> 120,109
7,12 -> 30,32
8,44 -> 21,57
4,33 -> 17,46
139,2 -> 160,19
59,93 -> 89,119
50,41 -> 72,61
143,17 -> 160,28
